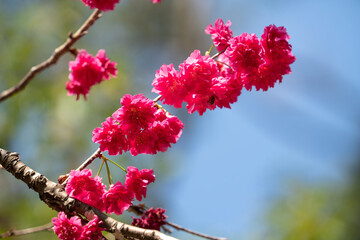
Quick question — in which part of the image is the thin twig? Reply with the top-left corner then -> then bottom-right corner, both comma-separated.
0,222 -> 53,238
0,9 -> 103,103
165,221 -> 227,240
75,148 -> 102,171
61,148 -> 102,186
153,95 -> 162,103
129,204 -> 227,240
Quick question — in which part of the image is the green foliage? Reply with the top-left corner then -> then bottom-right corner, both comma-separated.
264,169 -> 360,240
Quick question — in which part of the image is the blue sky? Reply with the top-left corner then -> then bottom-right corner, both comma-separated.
161,0 -> 360,238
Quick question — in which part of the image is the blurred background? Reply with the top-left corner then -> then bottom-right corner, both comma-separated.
0,0 -> 360,239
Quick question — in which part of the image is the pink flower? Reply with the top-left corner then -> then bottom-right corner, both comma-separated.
112,94 -> 157,135
132,207 -> 167,231
226,33 -> 263,73
65,169 -> 106,211
52,212 -> 83,240
210,70 -> 242,109
79,0 -> 120,12
67,50 -> 104,100
152,64 -> 186,108
92,117 -> 129,156
205,18 -> 233,52
260,24 -> 296,79
179,50 -> 220,115
104,182 -> 134,215
151,0 -> 161,3
95,49 -> 118,80
80,216 -> 105,240
66,49 -> 117,100
125,166 -> 155,201
129,128 -> 157,156
150,110 -> 184,151
94,94 -> 183,156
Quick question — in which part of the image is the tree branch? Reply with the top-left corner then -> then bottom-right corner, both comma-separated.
0,223 -> 53,239
0,148 -> 178,240
0,9 -> 102,103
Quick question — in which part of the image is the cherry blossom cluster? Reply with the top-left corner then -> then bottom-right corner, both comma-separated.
92,94 -> 184,156
52,212 -> 104,240
52,167 -> 155,239
79,0 -> 161,12
152,19 -> 295,115
132,207 -> 167,231
65,167 -> 155,214
66,49 -> 117,100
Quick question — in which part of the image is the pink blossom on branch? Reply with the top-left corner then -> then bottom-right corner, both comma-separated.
225,33 -> 263,91
112,94 -> 157,135
132,207 -> 167,231
66,49 -> 117,100
93,94 -> 184,156
80,216 -> 105,240
179,49 -> 220,115
104,181 -> 134,215
92,117 -> 129,156
65,169 -> 106,211
96,49 -> 118,80
205,18 -> 233,52
152,64 -> 186,108
125,166 -> 155,201
52,212 -> 83,240
79,0 -> 120,12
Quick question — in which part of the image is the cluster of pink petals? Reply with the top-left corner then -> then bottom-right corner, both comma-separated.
205,19 -> 233,52
153,19 -> 295,115
66,49 -> 117,100
125,166 -> 155,201
52,212 -> 104,240
132,207 -> 167,231
153,49 -> 242,115
151,0 -> 161,3
65,167 -> 155,216
92,94 -> 184,156
104,181 -> 134,215
79,0 -> 120,12
65,169 -> 106,211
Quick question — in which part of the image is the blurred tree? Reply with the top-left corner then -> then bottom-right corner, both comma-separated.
263,156 -> 360,240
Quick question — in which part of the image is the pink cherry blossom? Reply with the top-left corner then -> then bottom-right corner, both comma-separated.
104,182 -> 134,215
92,117 -> 129,156
125,166 -> 155,201
260,24 -> 296,83
129,128 -> 158,155
65,169 -> 106,211
79,0 -> 120,12
210,70 -> 242,109
95,49 -> 118,80
80,216 -> 105,240
67,49 -> 103,100
132,207 -> 167,231
52,212 -> 83,240
66,49 -> 117,100
112,94 -> 157,135
205,18 -> 233,52
152,64 -> 186,108
179,49 -> 220,115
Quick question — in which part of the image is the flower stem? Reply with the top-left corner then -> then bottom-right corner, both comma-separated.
105,157 -> 128,173
104,157 -> 112,185
97,158 -> 105,176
